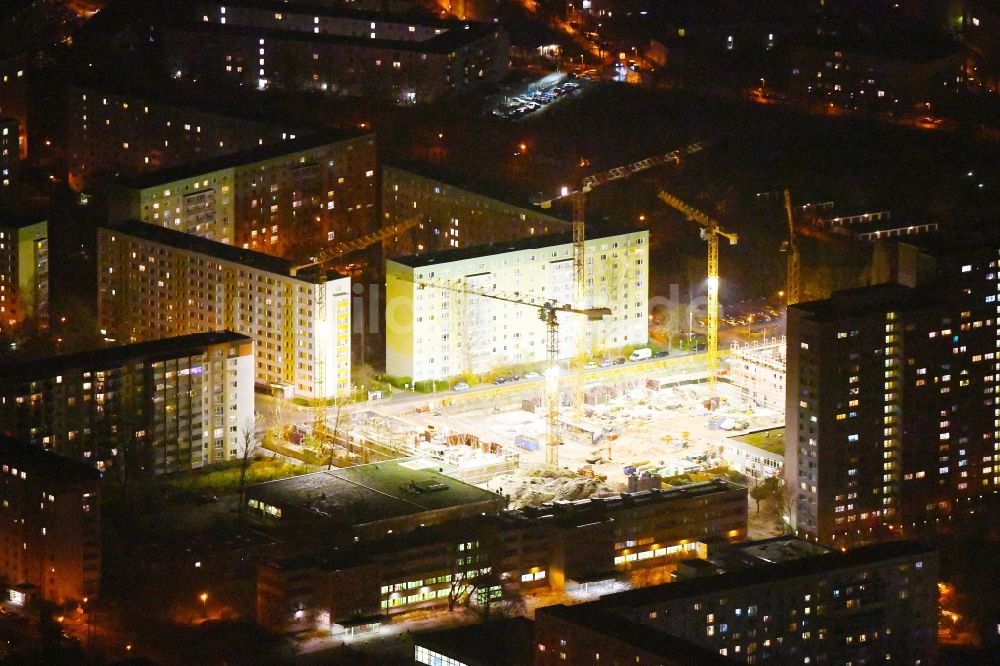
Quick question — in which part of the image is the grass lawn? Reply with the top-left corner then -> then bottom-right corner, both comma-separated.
732,427 -> 785,456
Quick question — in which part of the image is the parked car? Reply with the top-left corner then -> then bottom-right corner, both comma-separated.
599,358 -> 613,368
613,357 -> 626,365
453,382 -> 470,391
653,350 -> 670,358
585,361 -> 598,369
524,371 -> 541,380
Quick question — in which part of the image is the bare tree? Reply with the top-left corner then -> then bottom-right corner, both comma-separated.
237,416 -> 260,523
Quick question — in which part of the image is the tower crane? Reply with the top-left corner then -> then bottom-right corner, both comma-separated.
533,140 -> 712,309
656,191 -> 738,388
290,215 -> 424,277
411,276 -> 610,467
782,189 -> 800,306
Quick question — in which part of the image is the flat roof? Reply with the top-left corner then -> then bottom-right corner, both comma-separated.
384,163 -> 572,226
536,604 -> 731,664
390,228 -> 645,269
597,539 -> 935,609
737,536 -> 830,564
102,220 -> 341,282
789,282 -> 930,322
0,331 -> 251,381
248,456 -> 503,526
0,436 -> 101,485
116,129 -> 369,190
0,213 -> 45,230
415,617 -> 535,666
507,479 -> 745,529
169,18 -> 499,55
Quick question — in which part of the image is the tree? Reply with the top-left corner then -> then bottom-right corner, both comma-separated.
750,483 -> 769,515
236,417 -> 259,523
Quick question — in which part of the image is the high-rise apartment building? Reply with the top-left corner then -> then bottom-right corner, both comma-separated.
0,332 -> 254,475
97,220 -> 351,399
385,230 -> 649,381
0,437 -> 101,605
380,166 -> 571,258
0,117 -> 18,193
67,85 -> 302,191
160,2 -> 509,103
787,239 -> 1000,546
109,131 -> 377,260
536,539 -> 938,665
0,214 -> 47,331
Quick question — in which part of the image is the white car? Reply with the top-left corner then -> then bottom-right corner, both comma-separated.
453,382 -> 470,391
523,371 -> 541,380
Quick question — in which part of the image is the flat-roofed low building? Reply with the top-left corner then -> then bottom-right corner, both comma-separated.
414,617 -> 535,666
0,331 -> 254,474
0,213 -> 47,331
97,220 -> 351,399
109,131 -> 377,260
254,478 -> 747,631
386,230 -> 649,381
0,437 -> 101,605
246,456 -> 507,542
380,165 -> 571,258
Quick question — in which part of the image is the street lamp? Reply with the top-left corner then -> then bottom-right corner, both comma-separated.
200,592 -> 208,617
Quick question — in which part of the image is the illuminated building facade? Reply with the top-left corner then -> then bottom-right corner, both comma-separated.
380,166 -> 571,258
67,85 -> 301,191
161,2 -> 509,103
0,215 -> 47,331
0,332 -> 254,475
0,438 -> 101,605
537,540 -> 937,665
0,117 -> 18,193
110,131 -> 377,259
386,230 -> 649,381
255,478 -> 746,631
787,240 -> 1000,547
97,221 -> 352,399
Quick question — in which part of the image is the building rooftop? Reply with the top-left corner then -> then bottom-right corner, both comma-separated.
506,479 -> 745,529
116,129 -> 370,190
248,456 -> 504,527
170,17 -> 499,55
389,228 -> 645,269
0,331 -> 251,382
384,163 -> 570,221
0,209 -> 45,229
736,535 -> 831,565
536,604 -> 732,665
597,539 -> 935,609
414,617 -> 535,666
0,436 -> 102,485
789,282 -> 929,322
103,220 -> 341,282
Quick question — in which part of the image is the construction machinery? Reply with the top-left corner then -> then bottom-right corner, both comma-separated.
782,189 -> 800,306
411,275 -> 610,466
289,215 -> 424,277
656,191 -> 738,388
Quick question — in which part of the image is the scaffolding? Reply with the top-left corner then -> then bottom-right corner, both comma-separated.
729,337 -> 786,410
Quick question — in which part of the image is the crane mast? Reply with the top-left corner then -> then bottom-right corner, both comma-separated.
783,189 -> 800,306
410,276 -> 609,467
656,191 -> 737,389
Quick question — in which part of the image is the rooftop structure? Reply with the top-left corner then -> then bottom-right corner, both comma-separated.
727,336 -> 785,410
